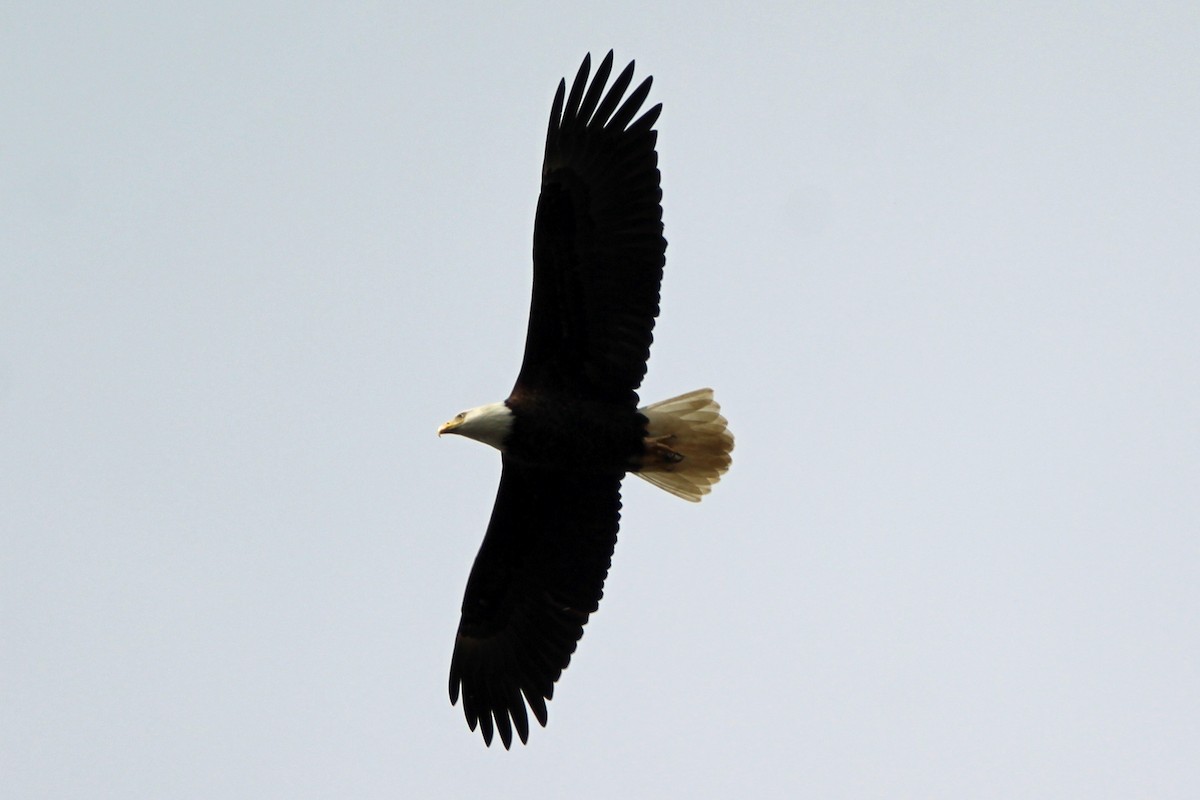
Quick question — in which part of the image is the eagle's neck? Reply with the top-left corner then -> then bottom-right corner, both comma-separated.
458,401 -> 514,451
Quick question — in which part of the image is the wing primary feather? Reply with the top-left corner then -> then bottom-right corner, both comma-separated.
625,103 -> 662,137
546,79 -> 566,141
576,50 -> 614,126
495,704 -> 514,750
591,59 -> 636,128
607,76 -> 654,132
480,663 -> 501,745
478,708 -> 494,747
523,687 -> 549,727
508,685 -> 531,745
457,676 -> 478,730
562,52 -> 592,126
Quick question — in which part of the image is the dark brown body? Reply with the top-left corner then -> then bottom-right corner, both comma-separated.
504,391 -> 648,473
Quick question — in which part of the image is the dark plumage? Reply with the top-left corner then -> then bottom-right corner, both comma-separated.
439,52 -> 732,748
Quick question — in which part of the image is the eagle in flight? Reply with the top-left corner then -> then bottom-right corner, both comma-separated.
438,51 -> 733,748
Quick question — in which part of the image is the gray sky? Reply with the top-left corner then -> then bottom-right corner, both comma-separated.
4,3 -> 1198,798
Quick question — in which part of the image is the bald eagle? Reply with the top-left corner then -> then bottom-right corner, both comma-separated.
438,52 -> 733,748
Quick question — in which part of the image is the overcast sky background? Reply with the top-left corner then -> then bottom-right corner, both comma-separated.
3,3 -> 1198,798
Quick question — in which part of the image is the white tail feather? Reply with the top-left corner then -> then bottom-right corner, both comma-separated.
633,388 -> 734,502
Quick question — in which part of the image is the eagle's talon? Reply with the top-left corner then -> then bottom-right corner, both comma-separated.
643,435 -> 684,464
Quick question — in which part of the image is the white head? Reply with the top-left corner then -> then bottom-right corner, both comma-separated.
437,401 -> 513,451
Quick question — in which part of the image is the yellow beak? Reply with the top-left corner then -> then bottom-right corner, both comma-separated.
437,419 -> 459,437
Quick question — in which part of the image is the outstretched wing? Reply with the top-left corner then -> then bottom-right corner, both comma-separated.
515,51 -> 666,407
449,458 -> 622,748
